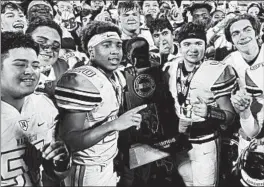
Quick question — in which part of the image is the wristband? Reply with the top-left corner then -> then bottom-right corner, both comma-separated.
207,106 -> 226,122
53,155 -> 71,172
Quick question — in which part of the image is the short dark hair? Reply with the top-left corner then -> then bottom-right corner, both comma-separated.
224,14 -> 261,43
81,21 -> 121,54
117,1 -> 140,15
80,8 -> 98,23
247,3 -> 261,13
1,31 -> 39,63
26,17 -> 63,39
137,0 -> 160,8
149,18 -> 173,34
189,3 -> 212,15
1,1 -> 24,14
84,0 -> 106,6
176,22 -> 207,45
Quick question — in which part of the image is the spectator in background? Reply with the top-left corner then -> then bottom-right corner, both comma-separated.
247,3 -> 261,18
189,2 -> 212,30
149,18 -> 178,65
1,1 -> 27,33
26,0 -> 54,22
141,0 -> 160,20
118,1 -> 155,51
26,18 -> 69,101
211,7 -> 225,27
85,0 -> 106,11
80,8 -> 97,26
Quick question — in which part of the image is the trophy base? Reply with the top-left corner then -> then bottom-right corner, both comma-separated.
129,143 -> 170,169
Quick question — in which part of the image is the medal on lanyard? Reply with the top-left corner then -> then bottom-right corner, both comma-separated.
176,62 -> 200,107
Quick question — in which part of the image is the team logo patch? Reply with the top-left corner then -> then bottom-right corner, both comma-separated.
133,74 -> 156,98
69,67 -> 96,77
19,120 -> 29,131
250,62 -> 264,71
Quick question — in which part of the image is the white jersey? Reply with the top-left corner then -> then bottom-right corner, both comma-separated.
166,58 -> 236,122
224,44 -> 264,88
55,66 -> 125,166
224,44 -> 264,139
245,61 -> 264,136
1,94 -> 58,187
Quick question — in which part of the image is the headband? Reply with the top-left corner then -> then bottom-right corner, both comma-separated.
27,1 -> 53,15
87,32 -> 121,48
178,31 -> 207,44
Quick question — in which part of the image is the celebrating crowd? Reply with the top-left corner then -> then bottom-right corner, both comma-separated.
1,0 -> 264,187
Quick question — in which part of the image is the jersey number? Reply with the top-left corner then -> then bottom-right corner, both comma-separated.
1,140 -> 44,180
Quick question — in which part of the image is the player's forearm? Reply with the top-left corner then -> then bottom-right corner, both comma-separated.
61,120 -> 116,152
207,106 -> 235,130
240,109 -> 260,138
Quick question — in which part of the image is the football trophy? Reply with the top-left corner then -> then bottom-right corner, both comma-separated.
122,37 -> 191,169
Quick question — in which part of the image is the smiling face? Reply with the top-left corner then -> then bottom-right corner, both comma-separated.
89,38 -> 123,73
142,1 -> 160,19
1,6 -> 27,33
31,26 -> 61,66
179,38 -> 205,65
1,48 -> 40,99
230,19 -> 258,54
119,9 -> 140,33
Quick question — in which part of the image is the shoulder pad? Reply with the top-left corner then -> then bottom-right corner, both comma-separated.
55,67 -> 102,111
245,71 -> 263,97
211,65 -> 237,98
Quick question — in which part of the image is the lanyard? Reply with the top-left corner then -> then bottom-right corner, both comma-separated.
176,62 -> 200,106
97,67 -> 122,107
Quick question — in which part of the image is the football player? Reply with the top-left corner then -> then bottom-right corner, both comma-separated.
224,14 -> 263,150
1,32 -> 71,186
164,22 -> 236,186
230,64 -> 264,186
55,21 -> 146,186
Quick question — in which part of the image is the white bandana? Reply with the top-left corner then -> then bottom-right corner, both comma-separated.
87,32 -> 121,48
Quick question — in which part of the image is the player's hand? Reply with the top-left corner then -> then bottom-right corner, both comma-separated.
41,141 -> 70,162
112,104 -> 147,131
94,6 -> 111,22
231,79 -> 252,114
126,66 -> 138,76
231,90 -> 251,114
192,96 -> 208,118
